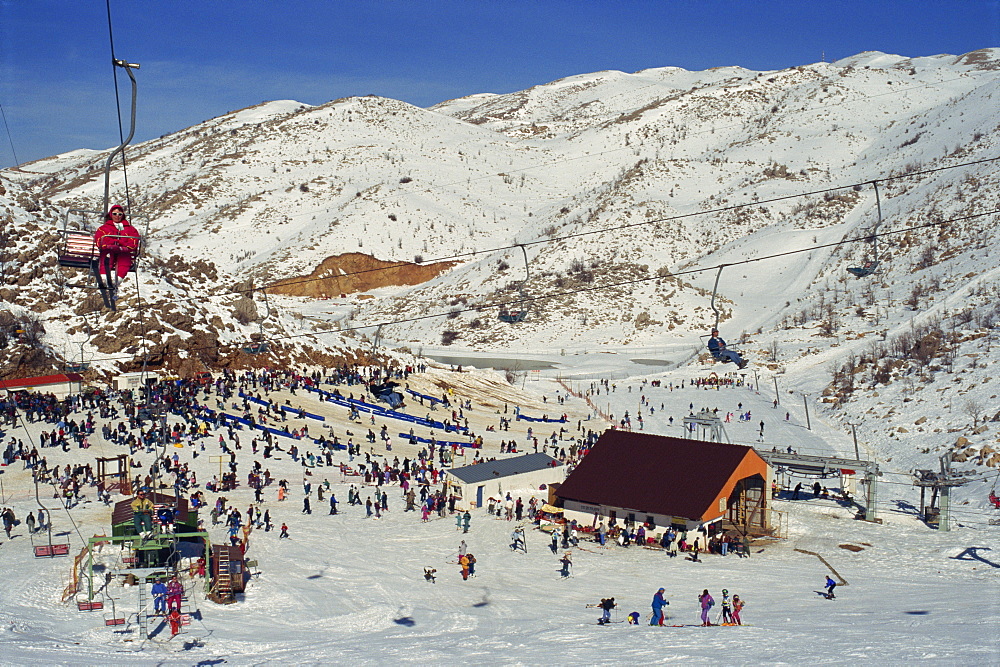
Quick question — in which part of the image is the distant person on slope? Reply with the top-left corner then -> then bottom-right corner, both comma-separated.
708,329 -> 747,369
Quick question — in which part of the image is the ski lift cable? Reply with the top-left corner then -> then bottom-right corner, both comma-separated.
74,203 -> 1000,365
95,154 -> 1000,314
3,389 -> 87,549
0,100 -> 20,167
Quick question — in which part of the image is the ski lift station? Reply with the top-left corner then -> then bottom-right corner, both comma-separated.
556,431 -> 774,536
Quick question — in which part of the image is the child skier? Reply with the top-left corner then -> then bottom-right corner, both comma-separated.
698,589 -> 715,626
720,589 -> 733,624
168,608 -> 182,637
732,594 -> 745,625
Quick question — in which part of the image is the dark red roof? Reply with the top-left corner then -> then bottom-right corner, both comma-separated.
556,431 -> 764,520
0,373 -> 83,390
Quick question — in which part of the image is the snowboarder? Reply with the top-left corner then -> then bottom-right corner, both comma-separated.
824,576 -> 837,599
698,589 -> 715,626
279,522 -> 289,538
650,587 -> 669,626
424,567 -> 436,583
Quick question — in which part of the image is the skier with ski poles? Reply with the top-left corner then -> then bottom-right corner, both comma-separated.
650,587 -> 669,626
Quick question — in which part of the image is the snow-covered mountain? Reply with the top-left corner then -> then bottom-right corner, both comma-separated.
1,48 -> 999,400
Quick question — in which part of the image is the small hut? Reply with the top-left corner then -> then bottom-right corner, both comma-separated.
209,544 -> 247,603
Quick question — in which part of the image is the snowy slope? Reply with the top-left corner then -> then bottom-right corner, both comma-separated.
0,368 -> 997,664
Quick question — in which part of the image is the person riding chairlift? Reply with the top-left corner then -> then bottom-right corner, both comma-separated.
94,204 -> 140,288
708,329 -> 747,369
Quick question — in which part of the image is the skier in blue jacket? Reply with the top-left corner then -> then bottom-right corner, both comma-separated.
151,579 -> 168,615
825,576 -> 837,599
708,329 -> 747,369
650,587 -> 669,626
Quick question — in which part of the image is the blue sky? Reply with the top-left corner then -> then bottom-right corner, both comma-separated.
1,0 -> 997,168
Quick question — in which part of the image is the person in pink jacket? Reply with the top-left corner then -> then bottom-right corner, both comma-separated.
93,204 -> 140,287
698,589 -> 715,626
166,575 -> 184,612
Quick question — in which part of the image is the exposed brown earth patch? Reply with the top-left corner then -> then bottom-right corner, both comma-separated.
267,252 -> 458,298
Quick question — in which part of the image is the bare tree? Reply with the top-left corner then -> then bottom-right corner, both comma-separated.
964,399 -> 984,429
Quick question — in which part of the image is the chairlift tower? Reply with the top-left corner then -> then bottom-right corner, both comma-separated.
683,409 -> 730,443
758,450 -> 881,522
913,454 -> 976,531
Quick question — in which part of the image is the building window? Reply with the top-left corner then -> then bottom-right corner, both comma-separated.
719,496 -> 727,512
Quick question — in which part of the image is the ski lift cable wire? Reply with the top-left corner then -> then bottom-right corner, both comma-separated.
3,389 -> 87,549
108,153 -> 1000,311
75,204 -> 1000,364
0,101 -> 20,168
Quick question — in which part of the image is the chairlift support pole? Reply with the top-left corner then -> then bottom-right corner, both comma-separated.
870,180 -> 881,266
709,264 -> 727,332
102,59 -> 140,215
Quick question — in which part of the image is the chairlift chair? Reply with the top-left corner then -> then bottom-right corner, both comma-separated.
847,181 -> 883,279
243,289 -> 272,354
498,245 -> 531,324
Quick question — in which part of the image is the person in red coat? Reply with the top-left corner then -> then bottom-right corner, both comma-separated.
94,204 -> 140,287
168,608 -> 182,636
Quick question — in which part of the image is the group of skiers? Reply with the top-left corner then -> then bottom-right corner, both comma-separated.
595,587 -> 746,627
